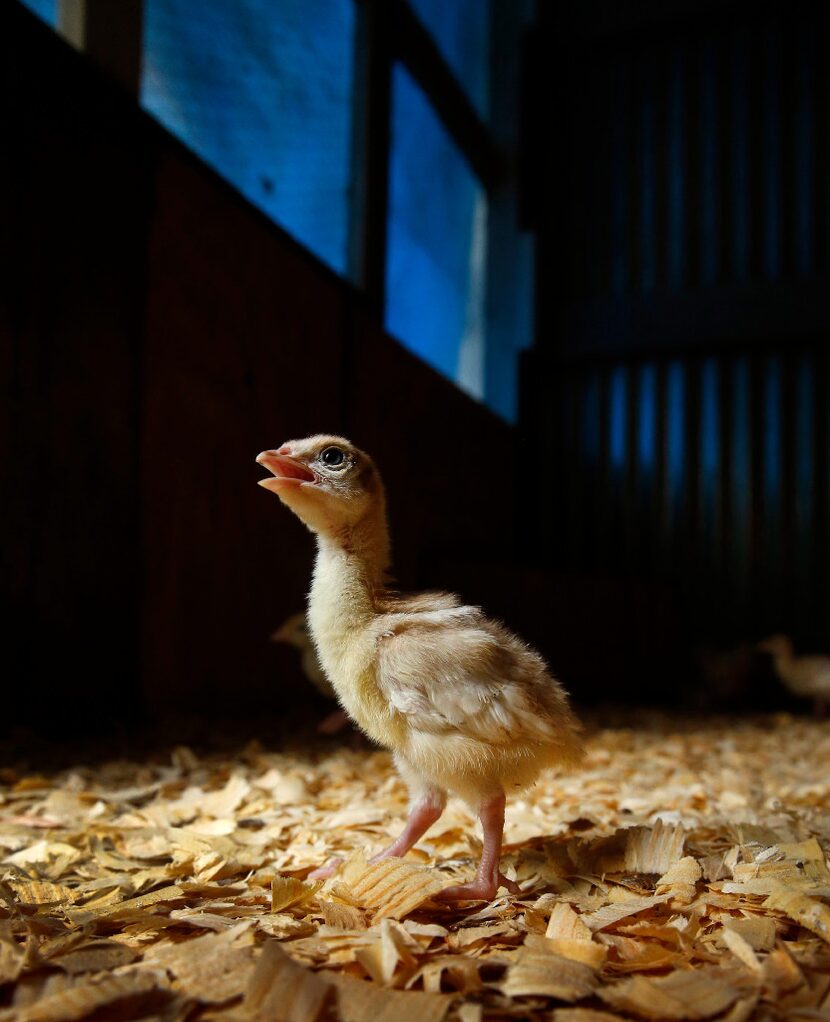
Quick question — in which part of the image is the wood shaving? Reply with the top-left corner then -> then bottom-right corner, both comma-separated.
338,851 -> 446,921
245,939 -> 333,1021
271,875 -> 323,912
0,714 -> 829,1019
599,968 -> 747,1019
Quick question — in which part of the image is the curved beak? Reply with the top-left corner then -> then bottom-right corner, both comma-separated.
256,451 -> 317,492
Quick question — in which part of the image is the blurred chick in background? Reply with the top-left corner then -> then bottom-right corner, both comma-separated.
758,634 -> 830,717
256,435 -> 583,902
271,613 -> 350,735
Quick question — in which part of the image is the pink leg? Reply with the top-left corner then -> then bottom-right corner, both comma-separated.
308,789 -> 445,880
438,792 -> 520,902
370,789 -> 446,862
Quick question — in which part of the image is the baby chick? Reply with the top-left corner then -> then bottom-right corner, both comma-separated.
758,634 -> 830,717
256,436 -> 583,901
271,614 -> 350,734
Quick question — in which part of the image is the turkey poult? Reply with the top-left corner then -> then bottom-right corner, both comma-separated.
758,634 -> 830,717
256,435 -> 583,902
271,614 -> 350,734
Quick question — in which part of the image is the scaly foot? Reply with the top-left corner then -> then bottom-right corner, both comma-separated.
437,872 -> 519,902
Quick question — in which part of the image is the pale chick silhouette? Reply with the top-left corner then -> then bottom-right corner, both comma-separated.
758,634 -> 830,717
256,435 -> 583,902
271,613 -> 349,734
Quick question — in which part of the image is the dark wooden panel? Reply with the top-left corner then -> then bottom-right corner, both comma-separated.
346,308 -> 517,590
1,5 -> 149,730
2,2 -> 518,726
140,152 -> 349,711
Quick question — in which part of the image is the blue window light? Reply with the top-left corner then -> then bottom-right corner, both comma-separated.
141,0 -> 355,275
18,0 -> 56,25
386,65 -> 487,402
608,366 -> 628,472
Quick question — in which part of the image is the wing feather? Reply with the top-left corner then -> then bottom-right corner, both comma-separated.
375,609 -> 563,745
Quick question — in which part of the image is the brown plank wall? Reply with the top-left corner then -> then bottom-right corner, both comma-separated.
525,0 -> 830,703
1,5 -> 517,729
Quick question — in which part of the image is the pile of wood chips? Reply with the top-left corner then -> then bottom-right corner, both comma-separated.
1,714 -> 830,1021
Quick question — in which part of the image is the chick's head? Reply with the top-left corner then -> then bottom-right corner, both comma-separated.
757,634 -> 793,658
271,612 -> 308,647
256,435 -> 383,537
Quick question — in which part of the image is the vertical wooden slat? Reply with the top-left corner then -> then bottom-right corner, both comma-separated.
778,14 -> 797,278
597,366 -> 613,568
730,23 -> 750,282
610,55 -> 632,298
730,357 -> 752,625
717,355 -> 734,613
762,13 -> 783,280
814,9 -> 829,274
700,358 -> 722,583
626,56 -> 642,296
793,354 -> 815,628
761,356 -> 784,623
663,359 -> 686,574
793,14 -> 815,276
607,364 -> 629,572
347,0 -> 392,312
684,35 -> 702,288
699,37 -> 719,287
562,367 -> 583,571
814,351 -> 830,641
623,364 -> 639,570
638,56 -> 657,292
654,360 -> 669,567
666,46 -> 686,291
580,370 -> 602,570
779,353 -> 797,623
683,359 -> 702,604
745,17 -> 764,281
748,354 -> 767,629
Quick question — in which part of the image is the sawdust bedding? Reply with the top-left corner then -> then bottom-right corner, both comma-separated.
1,714 -> 830,1021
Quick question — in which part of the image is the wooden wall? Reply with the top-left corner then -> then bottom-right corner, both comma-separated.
525,0 -> 830,701
1,4 -> 516,729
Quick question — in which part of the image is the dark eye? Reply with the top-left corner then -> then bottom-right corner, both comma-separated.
320,446 -> 346,467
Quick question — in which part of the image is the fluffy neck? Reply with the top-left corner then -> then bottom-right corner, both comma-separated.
308,503 -> 390,633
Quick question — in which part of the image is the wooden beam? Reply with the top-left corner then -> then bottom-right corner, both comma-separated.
58,0 -> 143,96
550,278 -> 830,362
393,0 -> 503,190
347,0 -> 392,312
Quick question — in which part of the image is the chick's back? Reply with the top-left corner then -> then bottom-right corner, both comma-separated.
371,600 -> 583,804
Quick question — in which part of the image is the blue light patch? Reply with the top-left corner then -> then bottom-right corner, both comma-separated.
665,361 -> 685,513
18,0 -> 56,24
608,367 -> 628,472
386,65 -> 486,399
141,0 -> 355,275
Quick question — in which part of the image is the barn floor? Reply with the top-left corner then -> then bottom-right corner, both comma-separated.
1,714 -> 829,1021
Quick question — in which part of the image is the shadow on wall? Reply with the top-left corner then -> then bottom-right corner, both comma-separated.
0,4 -> 517,733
